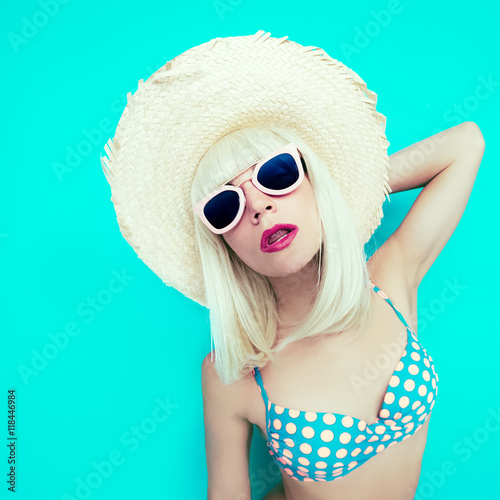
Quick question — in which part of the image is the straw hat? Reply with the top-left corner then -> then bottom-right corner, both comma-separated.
101,30 -> 392,308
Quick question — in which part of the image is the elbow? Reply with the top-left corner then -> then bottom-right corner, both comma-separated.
461,121 -> 485,153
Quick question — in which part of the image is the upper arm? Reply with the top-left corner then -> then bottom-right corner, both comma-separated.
201,353 -> 253,499
389,121 -> 485,289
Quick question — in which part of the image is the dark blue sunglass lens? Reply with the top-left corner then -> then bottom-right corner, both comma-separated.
203,190 -> 240,230
256,153 -> 299,190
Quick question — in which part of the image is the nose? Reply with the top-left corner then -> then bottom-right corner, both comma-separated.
239,178 -> 277,224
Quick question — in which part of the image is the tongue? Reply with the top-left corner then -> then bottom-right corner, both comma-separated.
268,229 -> 290,245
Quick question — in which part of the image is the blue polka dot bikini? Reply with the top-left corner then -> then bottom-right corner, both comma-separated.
252,281 -> 438,482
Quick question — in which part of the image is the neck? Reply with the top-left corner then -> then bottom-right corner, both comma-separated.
268,256 -> 319,341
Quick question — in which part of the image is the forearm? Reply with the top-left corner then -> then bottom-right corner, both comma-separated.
386,121 -> 485,194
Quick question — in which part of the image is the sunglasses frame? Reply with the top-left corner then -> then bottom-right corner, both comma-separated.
194,142 -> 305,235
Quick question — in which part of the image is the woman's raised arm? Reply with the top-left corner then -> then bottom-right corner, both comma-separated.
385,121 -> 485,289
202,353 -> 253,500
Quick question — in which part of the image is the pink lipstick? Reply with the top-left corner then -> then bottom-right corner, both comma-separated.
261,224 -> 299,253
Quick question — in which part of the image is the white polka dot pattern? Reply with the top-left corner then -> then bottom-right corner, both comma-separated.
252,282 -> 438,482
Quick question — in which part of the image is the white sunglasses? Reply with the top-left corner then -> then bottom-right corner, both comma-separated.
194,143 -> 306,234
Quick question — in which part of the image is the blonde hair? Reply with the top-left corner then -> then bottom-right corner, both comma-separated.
191,126 -> 373,385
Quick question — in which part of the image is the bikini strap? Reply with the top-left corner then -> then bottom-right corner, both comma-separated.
369,281 -> 414,334
252,366 -> 270,409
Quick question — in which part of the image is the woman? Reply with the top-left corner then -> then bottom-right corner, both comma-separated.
198,122 -> 484,500
101,31 -> 484,499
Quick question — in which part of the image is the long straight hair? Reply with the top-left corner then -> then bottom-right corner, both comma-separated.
191,126 -> 373,385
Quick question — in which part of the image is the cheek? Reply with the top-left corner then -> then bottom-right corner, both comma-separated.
296,186 -> 319,223
221,231 -> 247,256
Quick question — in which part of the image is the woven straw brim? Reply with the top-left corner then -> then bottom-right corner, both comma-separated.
101,30 -> 391,307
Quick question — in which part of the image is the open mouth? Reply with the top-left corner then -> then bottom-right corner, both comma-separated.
261,224 -> 299,252
268,229 -> 291,245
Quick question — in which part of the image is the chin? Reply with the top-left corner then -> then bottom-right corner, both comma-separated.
271,252 -> 318,278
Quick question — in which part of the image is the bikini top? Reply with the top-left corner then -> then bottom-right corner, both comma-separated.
252,281 -> 439,483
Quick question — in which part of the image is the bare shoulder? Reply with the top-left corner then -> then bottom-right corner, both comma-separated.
201,350 -> 251,422
367,236 -> 418,332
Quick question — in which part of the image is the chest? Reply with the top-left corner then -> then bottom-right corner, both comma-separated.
245,287 -> 416,439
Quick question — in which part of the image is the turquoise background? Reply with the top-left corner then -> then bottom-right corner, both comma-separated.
2,0 -> 498,499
